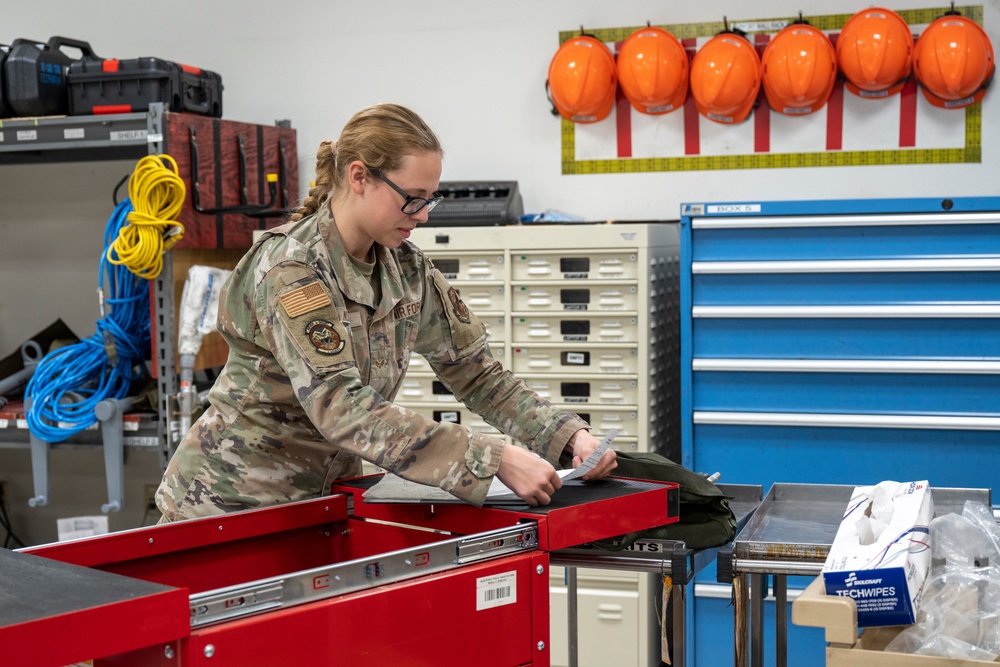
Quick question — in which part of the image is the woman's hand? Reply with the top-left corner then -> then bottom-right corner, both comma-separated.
565,429 -> 617,481
496,444 -> 563,506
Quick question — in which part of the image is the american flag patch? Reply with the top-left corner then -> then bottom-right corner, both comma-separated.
279,282 -> 331,318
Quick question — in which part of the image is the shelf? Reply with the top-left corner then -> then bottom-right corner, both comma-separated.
0,403 -> 160,449
0,111 -> 158,164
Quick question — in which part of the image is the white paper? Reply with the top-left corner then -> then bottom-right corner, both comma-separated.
57,515 -> 109,542
558,427 -> 617,481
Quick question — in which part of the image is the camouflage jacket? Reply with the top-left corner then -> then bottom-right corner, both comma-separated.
156,203 -> 588,520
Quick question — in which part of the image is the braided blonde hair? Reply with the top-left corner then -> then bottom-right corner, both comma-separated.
290,104 -> 443,221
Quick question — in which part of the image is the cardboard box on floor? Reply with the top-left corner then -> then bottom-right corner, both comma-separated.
793,576 -> 1000,666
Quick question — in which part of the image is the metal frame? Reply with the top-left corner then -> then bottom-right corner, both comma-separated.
717,484 -> 991,667
552,483 -> 763,667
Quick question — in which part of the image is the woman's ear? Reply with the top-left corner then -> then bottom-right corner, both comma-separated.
347,160 -> 368,195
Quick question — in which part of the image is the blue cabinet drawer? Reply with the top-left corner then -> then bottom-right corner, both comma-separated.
691,219 -> 1000,261
694,269 -> 1000,304
693,316 -> 1000,358
693,369 -> 1000,414
692,422 -> 1000,491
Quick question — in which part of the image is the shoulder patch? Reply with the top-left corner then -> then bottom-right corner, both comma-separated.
283,309 -> 355,370
304,319 -> 347,355
431,270 -> 485,351
280,282 -> 332,318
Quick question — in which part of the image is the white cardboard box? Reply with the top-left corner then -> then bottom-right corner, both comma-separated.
822,481 -> 933,627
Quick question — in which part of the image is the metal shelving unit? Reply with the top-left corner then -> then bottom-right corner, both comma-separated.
0,103 -> 175,509
1,103 -> 298,524
0,105 -> 161,163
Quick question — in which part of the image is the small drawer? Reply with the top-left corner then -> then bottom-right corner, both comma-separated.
408,343 -> 505,374
512,313 -> 639,343
511,250 -> 639,281
396,376 -> 459,403
510,283 -> 639,312
522,376 -> 640,405
425,252 -> 505,281
454,282 -> 505,312
511,345 -> 640,375
558,405 -> 640,437
426,405 -> 502,435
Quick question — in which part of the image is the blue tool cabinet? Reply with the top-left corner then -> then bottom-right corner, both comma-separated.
679,196 -> 1000,665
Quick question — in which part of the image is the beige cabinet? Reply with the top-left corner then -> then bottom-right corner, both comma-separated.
404,223 -> 680,667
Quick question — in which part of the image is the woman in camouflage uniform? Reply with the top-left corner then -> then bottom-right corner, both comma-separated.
156,104 -> 615,521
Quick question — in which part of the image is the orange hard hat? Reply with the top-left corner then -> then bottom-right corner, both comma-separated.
617,26 -> 689,114
762,22 -> 836,115
690,30 -> 761,124
913,12 -> 994,109
547,35 -> 617,123
836,7 -> 914,98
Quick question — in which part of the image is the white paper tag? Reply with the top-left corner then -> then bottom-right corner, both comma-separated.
477,571 -> 516,610
57,515 -> 109,542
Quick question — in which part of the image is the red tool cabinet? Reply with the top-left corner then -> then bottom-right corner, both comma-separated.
4,475 -> 677,667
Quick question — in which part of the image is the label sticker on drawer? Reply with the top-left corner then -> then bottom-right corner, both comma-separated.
707,203 -> 761,214
477,571 -> 517,610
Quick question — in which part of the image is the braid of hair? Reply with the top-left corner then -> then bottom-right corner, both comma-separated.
289,140 -> 337,222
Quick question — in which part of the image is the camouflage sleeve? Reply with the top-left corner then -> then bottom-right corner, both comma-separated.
257,262 -> 503,506
416,267 -> 589,468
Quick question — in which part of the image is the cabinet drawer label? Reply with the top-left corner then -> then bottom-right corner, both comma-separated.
110,129 -> 148,142
707,203 -> 761,214
477,571 -> 516,610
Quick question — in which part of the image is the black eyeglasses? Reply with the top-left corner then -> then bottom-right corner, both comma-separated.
367,165 -> 444,215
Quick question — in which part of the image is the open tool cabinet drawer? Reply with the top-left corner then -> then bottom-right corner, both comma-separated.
4,474 -> 677,667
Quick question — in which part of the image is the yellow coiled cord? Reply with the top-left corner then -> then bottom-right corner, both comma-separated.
106,154 -> 187,280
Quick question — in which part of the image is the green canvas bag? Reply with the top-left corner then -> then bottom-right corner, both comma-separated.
591,451 -> 737,551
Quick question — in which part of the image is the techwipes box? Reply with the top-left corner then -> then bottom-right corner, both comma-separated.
822,480 -> 933,627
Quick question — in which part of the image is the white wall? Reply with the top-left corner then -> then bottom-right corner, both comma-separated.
4,0 -> 999,224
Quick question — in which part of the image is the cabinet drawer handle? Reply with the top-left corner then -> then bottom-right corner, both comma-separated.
693,411 -> 1000,431
693,305 -> 1000,318
691,212 -> 1000,229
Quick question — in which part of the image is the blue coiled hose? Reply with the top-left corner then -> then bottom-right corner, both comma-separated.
26,199 -> 151,443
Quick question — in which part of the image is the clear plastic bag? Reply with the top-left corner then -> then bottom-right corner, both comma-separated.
885,501 -> 1000,660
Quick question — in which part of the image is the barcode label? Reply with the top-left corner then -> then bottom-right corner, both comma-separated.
476,571 -> 516,611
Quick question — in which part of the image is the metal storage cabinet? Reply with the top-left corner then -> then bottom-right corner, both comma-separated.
680,197 -> 1000,489
408,222 -> 680,667
681,196 -> 1000,665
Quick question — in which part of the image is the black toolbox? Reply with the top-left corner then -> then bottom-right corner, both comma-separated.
0,44 -> 10,117
4,36 -> 100,116
68,57 -> 223,117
